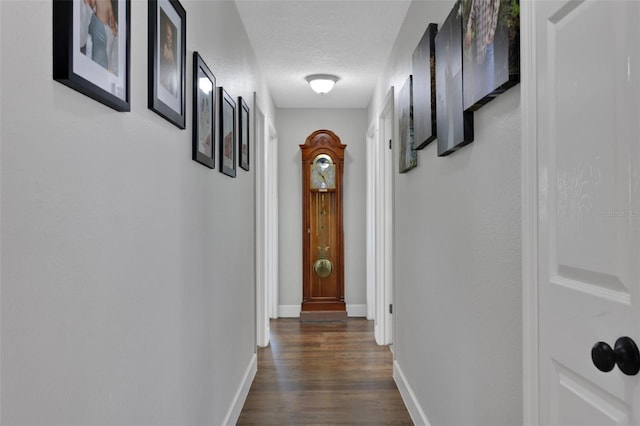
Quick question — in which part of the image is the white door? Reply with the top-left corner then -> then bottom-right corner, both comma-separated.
536,1 -> 640,424
374,88 -> 394,346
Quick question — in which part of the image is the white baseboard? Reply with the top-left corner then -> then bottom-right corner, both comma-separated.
223,353 -> 257,426
347,304 -> 367,317
278,304 -> 301,318
278,304 -> 368,318
393,360 -> 431,426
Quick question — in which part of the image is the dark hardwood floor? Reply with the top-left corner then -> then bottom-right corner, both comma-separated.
237,318 -> 413,425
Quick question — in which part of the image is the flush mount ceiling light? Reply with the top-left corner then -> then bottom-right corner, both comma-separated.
305,74 -> 339,94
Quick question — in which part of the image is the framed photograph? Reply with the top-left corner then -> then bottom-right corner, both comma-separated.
461,0 -> 520,111
398,75 -> 417,173
53,0 -> 131,111
148,0 -> 186,128
192,52 -> 215,169
219,88 -> 236,178
238,97 -> 250,171
435,0 -> 474,157
412,23 -> 438,150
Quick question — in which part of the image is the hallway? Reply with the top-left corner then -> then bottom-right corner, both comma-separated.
237,319 -> 412,425
0,1 -> 524,424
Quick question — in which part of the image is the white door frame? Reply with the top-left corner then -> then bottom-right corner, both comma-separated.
383,89 -> 394,346
254,95 -> 269,348
254,94 -> 279,348
521,1 -> 539,424
267,119 -> 279,320
374,87 -> 394,346
365,122 -> 377,320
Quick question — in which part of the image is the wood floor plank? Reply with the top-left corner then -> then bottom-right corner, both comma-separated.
237,318 -> 413,425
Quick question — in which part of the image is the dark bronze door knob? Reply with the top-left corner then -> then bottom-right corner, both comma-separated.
591,336 -> 640,376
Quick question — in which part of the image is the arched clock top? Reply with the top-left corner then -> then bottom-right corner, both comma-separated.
299,129 -> 347,163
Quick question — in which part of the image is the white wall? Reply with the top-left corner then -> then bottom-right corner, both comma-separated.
0,1 -> 275,424
277,108 -> 367,317
369,1 -> 523,425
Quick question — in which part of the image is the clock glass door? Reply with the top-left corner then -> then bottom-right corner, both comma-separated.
311,191 -> 337,298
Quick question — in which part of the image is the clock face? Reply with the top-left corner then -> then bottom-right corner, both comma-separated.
310,154 -> 336,189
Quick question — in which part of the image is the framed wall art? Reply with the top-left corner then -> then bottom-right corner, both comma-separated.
435,0 -> 474,156
398,75 -> 417,173
238,97 -> 250,171
219,88 -> 236,178
148,0 -> 186,128
461,0 -> 520,111
53,0 -> 131,111
192,52 -> 215,169
412,23 -> 438,150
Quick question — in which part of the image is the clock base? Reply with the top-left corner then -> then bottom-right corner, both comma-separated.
300,310 -> 348,323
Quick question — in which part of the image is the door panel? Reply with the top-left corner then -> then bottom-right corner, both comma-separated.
537,1 -> 640,424
552,361 -> 630,425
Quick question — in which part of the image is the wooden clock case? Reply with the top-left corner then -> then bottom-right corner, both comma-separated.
299,130 -> 347,322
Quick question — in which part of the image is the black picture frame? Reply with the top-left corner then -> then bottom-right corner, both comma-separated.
435,0 -> 474,157
412,23 -> 438,150
399,75 -> 417,173
461,0 -> 520,111
53,0 -> 131,112
192,52 -> 215,169
238,97 -> 250,171
219,88 -> 236,178
148,0 -> 186,129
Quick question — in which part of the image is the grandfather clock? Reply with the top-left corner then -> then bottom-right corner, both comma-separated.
300,130 -> 347,322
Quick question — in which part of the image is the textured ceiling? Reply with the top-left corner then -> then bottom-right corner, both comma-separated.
235,0 -> 411,108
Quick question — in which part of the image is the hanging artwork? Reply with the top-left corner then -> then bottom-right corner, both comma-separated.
148,0 -> 186,128
461,0 -> 520,111
398,75 -> 417,173
53,0 -> 131,111
192,52 -> 215,169
238,97 -> 250,171
219,88 -> 237,178
412,23 -> 438,150
435,0 -> 474,156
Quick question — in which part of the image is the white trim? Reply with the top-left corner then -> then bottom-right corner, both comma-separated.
278,305 -> 300,318
254,94 -> 269,348
521,0 -> 539,424
278,304 -> 368,318
375,87 -> 394,346
393,360 -> 431,426
365,121 -> 378,320
347,304 -> 367,317
0,0 -> 3,419
267,119 -> 279,320
222,353 -> 257,426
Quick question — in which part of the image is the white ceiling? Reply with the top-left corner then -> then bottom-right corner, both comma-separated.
234,0 -> 412,109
